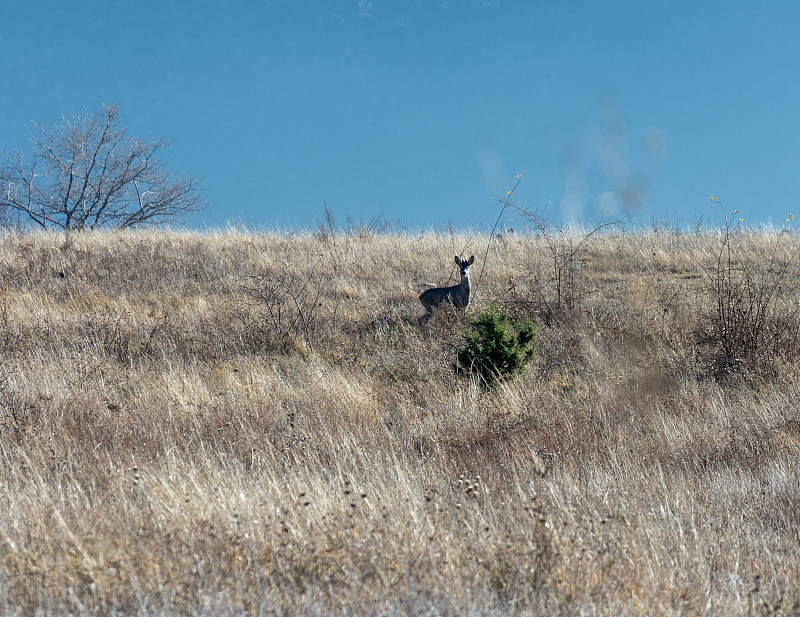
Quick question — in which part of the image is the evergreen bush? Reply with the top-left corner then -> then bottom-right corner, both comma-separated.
457,304 -> 538,388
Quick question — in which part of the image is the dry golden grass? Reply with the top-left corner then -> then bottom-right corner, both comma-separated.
1,227 -> 799,616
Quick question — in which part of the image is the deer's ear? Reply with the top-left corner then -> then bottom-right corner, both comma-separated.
468,255 -> 474,265
455,256 -> 460,265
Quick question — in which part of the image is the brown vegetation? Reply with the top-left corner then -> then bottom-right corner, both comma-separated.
1,227 -> 799,616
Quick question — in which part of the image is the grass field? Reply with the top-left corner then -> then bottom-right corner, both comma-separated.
1,226 -> 799,616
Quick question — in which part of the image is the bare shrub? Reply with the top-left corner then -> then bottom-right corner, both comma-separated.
241,267 -> 334,354
81,307 -> 167,365
695,203 -> 800,378
481,177 -> 623,322
0,370 -> 43,441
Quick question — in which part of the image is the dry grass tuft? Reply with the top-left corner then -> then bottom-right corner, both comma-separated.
1,227 -> 799,616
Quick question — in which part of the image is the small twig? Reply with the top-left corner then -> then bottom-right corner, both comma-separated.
473,173 -> 523,303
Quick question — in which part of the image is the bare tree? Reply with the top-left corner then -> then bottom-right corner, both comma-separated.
0,103 -> 205,231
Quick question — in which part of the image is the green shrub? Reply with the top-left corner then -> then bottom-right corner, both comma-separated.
457,304 -> 538,388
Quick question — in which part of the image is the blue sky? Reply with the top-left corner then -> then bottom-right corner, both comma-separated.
2,1 -> 798,230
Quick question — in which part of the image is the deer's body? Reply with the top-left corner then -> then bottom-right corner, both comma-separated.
419,255 -> 474,315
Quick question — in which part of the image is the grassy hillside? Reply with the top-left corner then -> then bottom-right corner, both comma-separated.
1,227 -> 799,616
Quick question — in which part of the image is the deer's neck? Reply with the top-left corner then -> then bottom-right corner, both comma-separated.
460,274 -> 471,294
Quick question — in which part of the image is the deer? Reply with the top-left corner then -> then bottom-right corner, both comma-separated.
419,255 -> 475,319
